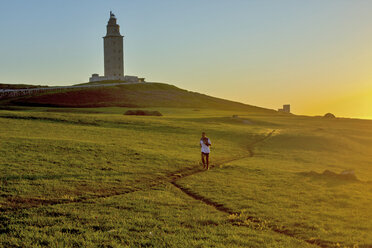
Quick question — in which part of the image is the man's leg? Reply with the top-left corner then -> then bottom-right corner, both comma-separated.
206,153 -> 209,170
201,153 -> 206,169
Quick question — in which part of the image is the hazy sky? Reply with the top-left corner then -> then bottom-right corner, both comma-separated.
0,0 -> 371,118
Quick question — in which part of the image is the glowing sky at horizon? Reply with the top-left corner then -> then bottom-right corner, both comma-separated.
0,0 -> 371,119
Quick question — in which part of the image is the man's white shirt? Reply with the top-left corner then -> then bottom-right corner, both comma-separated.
200,138 -> 211,153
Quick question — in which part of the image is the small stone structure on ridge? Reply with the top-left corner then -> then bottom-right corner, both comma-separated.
278,104 -> 290,113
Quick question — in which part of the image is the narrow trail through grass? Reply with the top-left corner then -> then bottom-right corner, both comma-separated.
1,131 -> 272,214
169,130 -> 347,248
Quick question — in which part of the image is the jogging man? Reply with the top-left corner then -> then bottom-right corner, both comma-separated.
200,132 -> 211,170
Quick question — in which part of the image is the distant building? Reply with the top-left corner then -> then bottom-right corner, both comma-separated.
278,104 -> 290,113
89,12 -> 144,83
283,104 -> 290,113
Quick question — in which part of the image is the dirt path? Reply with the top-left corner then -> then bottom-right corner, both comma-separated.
169,130 -> 344,248
1,131 -> 275,212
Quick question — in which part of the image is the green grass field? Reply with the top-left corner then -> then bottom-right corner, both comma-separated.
1,106 -> 372,247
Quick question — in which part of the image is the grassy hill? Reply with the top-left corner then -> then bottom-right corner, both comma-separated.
2,83 -> 371,247
1,106 -> 372,247
6,83 -> 276,113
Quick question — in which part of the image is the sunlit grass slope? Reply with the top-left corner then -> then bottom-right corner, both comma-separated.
1,106 -> 371,247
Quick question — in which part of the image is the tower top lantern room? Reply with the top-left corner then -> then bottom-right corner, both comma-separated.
105,11 -> 122,37
103,11 -> 124,80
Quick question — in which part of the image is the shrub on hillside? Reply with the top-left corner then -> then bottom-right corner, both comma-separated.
124,110 -> 162,116
323,113 -> 336,118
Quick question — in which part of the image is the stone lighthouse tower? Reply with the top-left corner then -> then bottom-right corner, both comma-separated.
103,11 -> 124,80
89,12 -> 145,83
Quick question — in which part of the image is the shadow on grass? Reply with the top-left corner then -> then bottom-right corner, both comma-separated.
298,170 -> 360,183
0,114 -> 99,126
